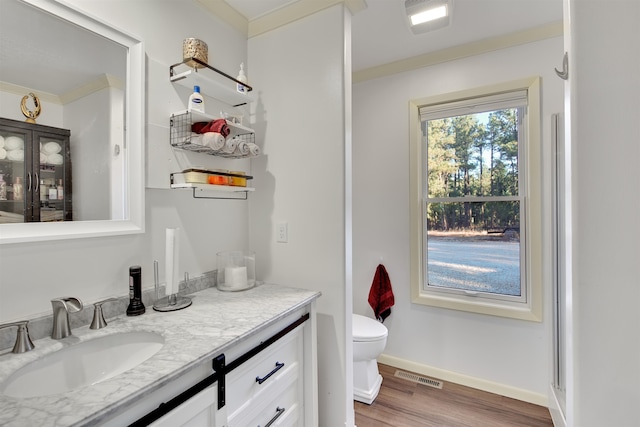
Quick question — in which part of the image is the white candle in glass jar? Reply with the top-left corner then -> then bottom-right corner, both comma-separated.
225,266 -> 247,289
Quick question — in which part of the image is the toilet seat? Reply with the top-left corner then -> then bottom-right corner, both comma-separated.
353,314 -> 388,342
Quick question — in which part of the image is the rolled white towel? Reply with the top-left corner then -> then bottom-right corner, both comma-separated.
0,148 -> 6,160
40,152 -> 48,164
7,149 -> 24,161
0,135 -> 4,149
4,136 -> 23,150
202,132 -> 225,151
43,141 -> 61,154
221,137 -> 239,154
48,153 -> 63,165
235,141 -> 250,156
248,143 -> 261,156
189,135 -> 203,146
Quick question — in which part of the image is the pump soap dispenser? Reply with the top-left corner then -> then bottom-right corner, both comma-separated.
236,63 -> 247,94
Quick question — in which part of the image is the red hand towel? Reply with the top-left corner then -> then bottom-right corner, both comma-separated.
368,264 -> 395,322
191,121 -> 209,133
196,119 -> 230,137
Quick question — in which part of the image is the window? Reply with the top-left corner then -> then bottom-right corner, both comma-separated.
409,78 -> 542,321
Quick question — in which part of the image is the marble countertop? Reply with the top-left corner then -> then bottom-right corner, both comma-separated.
0,283 -> 320,427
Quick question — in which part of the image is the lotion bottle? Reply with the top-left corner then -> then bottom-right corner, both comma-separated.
39,179 -> 48,202
188,85 -> 205,113
57,179 -> 64,200
236,63 -> 247,94
48,180 -> 57,200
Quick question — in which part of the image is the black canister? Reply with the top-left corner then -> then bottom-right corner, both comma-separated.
126,265 -> 146,316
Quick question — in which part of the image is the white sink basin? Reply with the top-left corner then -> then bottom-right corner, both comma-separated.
1,331 -> 164,398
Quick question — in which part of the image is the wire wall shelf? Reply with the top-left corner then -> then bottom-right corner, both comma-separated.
170,111 -> 257,159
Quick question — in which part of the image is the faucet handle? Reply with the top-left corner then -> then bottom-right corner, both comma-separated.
0,320 -> 35,353
90,298 -> 118,330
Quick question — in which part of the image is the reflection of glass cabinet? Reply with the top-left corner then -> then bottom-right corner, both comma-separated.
0,118 -> 71,223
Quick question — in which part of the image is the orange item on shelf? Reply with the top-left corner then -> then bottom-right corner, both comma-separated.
208,174 -> 229,185
229,171 -> 247,187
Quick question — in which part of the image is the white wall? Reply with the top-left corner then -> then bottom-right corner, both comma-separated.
66,87 -> 114,221
0,1 -> 251,320
567,0 -> 640,425
248,5 -> 350,426
353,37 -> 563,403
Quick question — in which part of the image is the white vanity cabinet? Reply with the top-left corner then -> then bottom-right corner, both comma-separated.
108,304 -> 317,427
226,325 -> 304,426
146,325 -> 306,427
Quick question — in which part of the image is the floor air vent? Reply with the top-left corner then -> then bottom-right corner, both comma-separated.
394,370 -> 443,389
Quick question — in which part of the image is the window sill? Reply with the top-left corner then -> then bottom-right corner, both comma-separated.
411,288 -> 542,322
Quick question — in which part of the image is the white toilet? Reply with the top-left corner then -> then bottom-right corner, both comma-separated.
352,313 -> 388,404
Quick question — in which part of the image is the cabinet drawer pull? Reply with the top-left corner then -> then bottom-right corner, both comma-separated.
262,406 -> 285,427
255,361 -> 284,385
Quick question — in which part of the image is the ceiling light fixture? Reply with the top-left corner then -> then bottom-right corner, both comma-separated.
405,0 -> 452,35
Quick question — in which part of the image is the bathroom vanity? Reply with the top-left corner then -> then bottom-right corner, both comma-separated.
0,283 -> 320,427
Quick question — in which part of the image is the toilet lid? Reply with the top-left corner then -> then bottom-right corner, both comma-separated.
353,314 -> 388,342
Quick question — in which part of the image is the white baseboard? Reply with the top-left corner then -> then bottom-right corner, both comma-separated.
378,353 -> 549,407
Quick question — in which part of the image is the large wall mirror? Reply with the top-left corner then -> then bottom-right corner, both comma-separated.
0,0 -> 144,244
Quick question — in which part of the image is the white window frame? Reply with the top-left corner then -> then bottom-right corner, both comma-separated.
422,90 -> 528,304
409,77 -> 543,321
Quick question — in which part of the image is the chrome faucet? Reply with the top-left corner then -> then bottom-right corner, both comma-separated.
51,297 -> 83,339
0,320 -> 35,353
90,298 -> 118,330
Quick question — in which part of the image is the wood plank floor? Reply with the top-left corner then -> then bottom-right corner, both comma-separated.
354,364 -> 554,427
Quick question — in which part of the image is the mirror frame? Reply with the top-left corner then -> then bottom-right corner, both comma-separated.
0,0 -> 145,244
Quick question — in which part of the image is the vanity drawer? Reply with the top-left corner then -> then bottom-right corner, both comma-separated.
226,326 -> 303,419
228,374 -> 301,427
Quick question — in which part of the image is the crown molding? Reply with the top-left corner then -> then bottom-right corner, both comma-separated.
353,21 -> 563,84
345,0 -> 367,15
198,0 -> 366,39
0,81 -> 61,104
1,74 -> 123,106
59,74 -> 124,105
196,0 -> 249,34
249,0 -> 366,37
